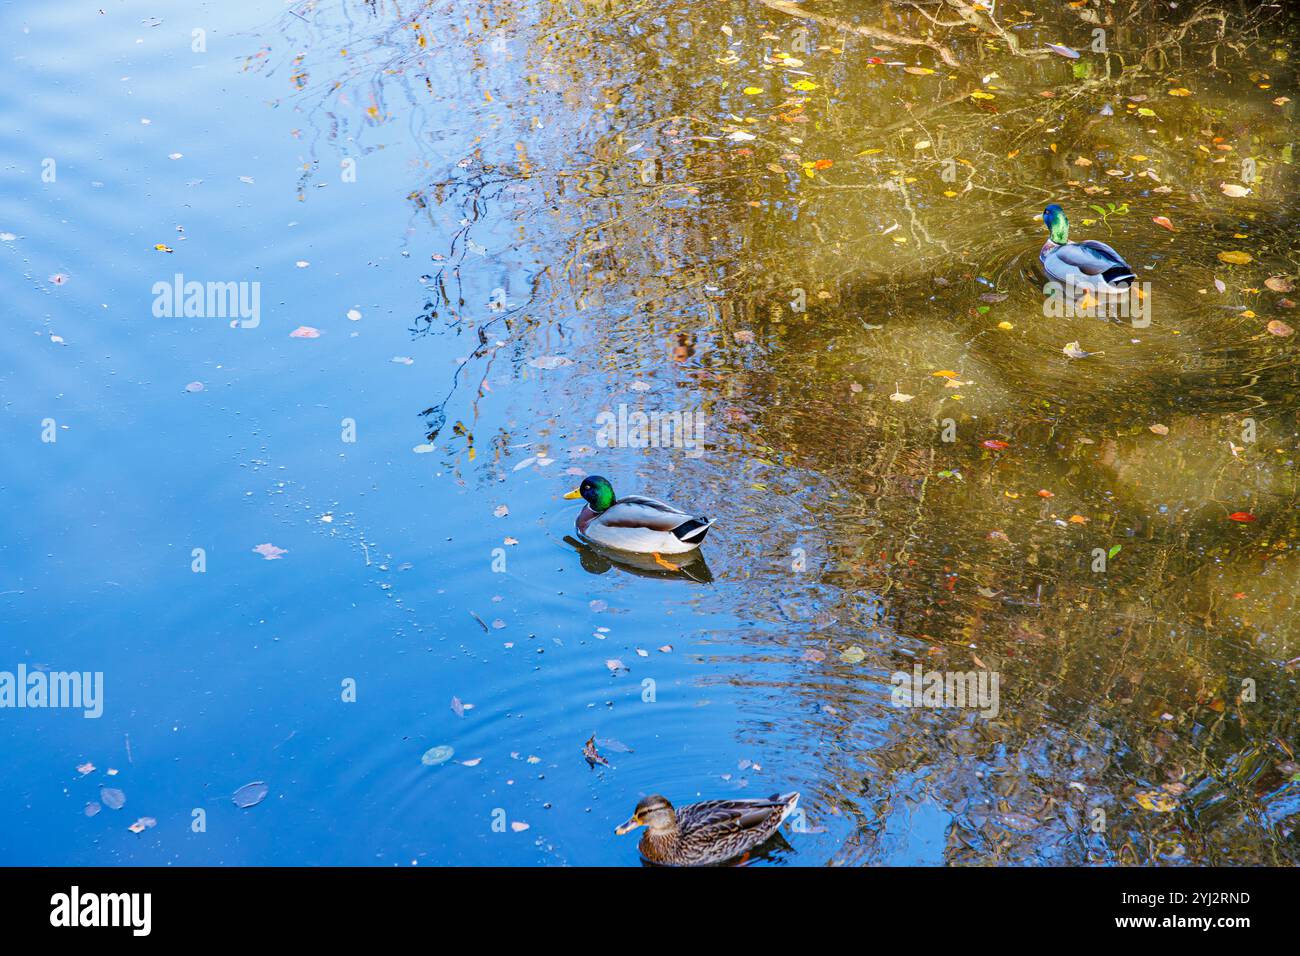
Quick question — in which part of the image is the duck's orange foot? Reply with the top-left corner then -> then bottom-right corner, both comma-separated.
651,552 -> 680,571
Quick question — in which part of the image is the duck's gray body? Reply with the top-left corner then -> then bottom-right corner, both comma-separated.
577,495 -> 712,554
1040,238 -> 1136,295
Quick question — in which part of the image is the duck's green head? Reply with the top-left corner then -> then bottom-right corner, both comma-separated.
563,475 -> 615,512
1043,204 -> 1069,244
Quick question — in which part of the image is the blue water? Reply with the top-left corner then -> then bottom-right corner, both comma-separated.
0,0 -> 866,865
5,0 -> 1297,867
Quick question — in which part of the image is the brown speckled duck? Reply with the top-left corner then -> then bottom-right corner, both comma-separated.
615,792 -> 799,866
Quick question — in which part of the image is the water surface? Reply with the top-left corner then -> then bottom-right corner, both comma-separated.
2,0 -> 1298,866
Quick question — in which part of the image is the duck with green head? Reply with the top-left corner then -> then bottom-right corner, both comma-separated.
1039,203 -> 1136,296
562,475 -> 713,558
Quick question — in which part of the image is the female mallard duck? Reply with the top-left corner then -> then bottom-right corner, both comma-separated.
1040,203 -> 1136,295
563,475 -> 713,558
615,792 -> 800,866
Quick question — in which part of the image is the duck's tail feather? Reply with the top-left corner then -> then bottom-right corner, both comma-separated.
672,516 -> 713,543
770,792 -> 800,824
1102,265 -> 1135,286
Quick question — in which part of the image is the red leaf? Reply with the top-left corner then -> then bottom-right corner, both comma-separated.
982,439 -> 1009,450
1228,512 -> 1257,523
1152,216 -> 1175,231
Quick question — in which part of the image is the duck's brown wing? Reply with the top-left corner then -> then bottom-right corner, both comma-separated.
677,793 -> 797,843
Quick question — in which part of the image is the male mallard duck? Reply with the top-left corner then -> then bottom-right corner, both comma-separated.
563,475 -> 713,559
1039,203 -> 1136,295
615,792 -> 800,866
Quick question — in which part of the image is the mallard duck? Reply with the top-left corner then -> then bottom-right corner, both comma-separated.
615,792 -> 800,866
1039,203 -> 1136,295
563,475 -> 713,559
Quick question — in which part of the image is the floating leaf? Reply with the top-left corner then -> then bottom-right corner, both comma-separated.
1148,423 -> 1169,435
1265,276 -> 1294,293
839,645 -> 866,663
1108,544 -> 1123,559
1046,43 -> 1079,58
1217,251 -> 1252,265
1228,512 -> 1257,523
982,439 -> 1009,450
1267,320 -> 1294,336
582,735 -> 610,768
528,355 -> 573,370
233,781 -> 269,807
100,788 -> 126,810
1135,790 -> 1179,812
289,326 -> 321,338
420,745 -> 454,766
1219,183 -> 1251,198
1151,216 -> 1174,231
790,79 -> 819,91
251,542 -> 288,560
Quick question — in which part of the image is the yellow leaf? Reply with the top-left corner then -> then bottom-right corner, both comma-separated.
1135,791 -> 1179,812
1217,251 -> 1253,264
997,321 -> 1014,330
1168,87 -> 1193,96
791,80 -> 819,92
743,87 -> 763,95
970,90 -> 996,100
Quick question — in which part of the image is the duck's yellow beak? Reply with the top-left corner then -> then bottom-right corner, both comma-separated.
562,488 -> 582,500
614,814 -> 643,835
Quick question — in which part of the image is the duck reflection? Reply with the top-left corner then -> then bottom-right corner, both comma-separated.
564,536 -> 714,584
